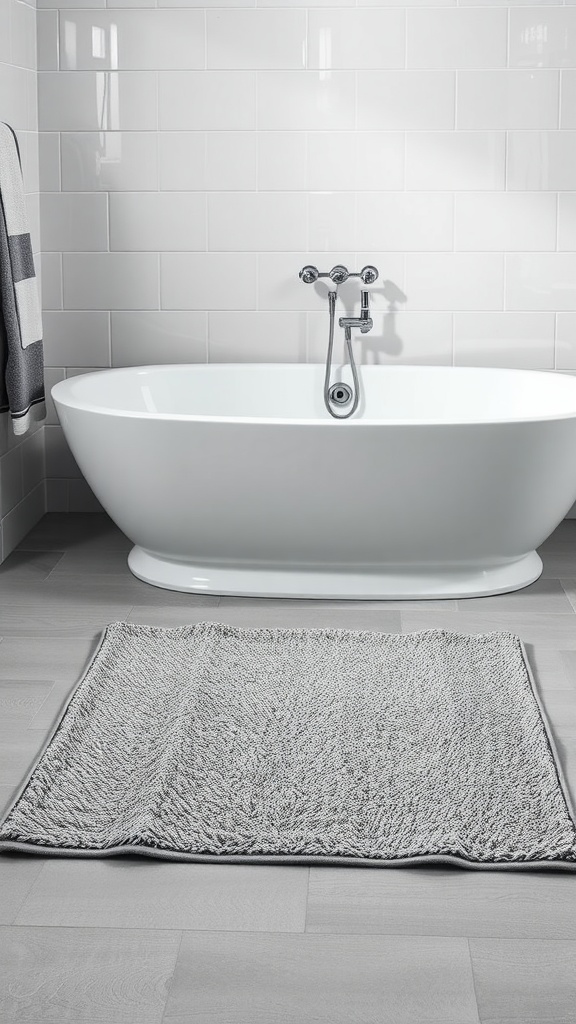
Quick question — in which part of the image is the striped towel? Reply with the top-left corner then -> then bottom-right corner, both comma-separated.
0,122 -> 45,435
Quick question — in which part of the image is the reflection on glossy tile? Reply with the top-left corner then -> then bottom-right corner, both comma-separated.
509,7 -> 576,69
61,132 -> 158,191
59,10 -> 204,71
39,71 -> 158,132
507,131 -> 576,190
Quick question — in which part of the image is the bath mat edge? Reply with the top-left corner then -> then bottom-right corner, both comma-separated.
1,621 -> 575,871
0,621 -> 116,837
518,638 -> 576,832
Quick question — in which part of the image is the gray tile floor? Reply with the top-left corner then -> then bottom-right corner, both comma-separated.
1,513 -> 576,1024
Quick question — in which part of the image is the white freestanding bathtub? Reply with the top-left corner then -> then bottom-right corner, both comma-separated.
52,364 -> 576,599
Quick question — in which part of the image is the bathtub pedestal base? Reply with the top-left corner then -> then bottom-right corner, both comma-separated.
128,547 -> 543,600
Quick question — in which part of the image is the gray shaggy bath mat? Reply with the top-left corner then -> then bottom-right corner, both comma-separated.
1,621 -> 575,869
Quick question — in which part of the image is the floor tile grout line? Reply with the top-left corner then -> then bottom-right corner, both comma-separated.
21,681 -> 58,727
303,867 -> 311,933
9,922 -> 571,941
559,579 -> 576,615
9,860 -> 52,927
466,937 -> 484,1024
6,922 -> 322,936
38,550 -> 68,580
159,929 -> 185,1024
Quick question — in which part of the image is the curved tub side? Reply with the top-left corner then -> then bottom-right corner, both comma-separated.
52,400 -> 576,597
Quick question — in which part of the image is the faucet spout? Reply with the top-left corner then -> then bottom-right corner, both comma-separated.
359,290 -> 372,331
338,290 -> 373,334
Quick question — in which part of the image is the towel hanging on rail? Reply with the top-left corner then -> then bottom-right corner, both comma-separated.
0,122 -> 45,435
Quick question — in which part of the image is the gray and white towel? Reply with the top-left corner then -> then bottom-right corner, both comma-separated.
0,122 -> 45,435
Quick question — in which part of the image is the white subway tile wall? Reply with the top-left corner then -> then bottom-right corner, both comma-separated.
0,0 -> 45,558
2,0 -> 576,521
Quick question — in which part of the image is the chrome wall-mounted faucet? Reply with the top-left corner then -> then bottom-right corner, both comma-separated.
299,264 -> 379,419
299,264 -> 379,286
339,291 -> 373,335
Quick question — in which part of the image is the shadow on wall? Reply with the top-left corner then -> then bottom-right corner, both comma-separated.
361,281 -> 408,364
312,277 -> 409,364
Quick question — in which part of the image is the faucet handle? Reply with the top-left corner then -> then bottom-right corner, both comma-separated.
299,263 -> 378,286
360,265 -> 379,285
329,265 -> 350,284
299,265 -> 320,284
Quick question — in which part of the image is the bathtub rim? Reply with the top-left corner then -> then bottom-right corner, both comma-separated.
51,364 -> 576,428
